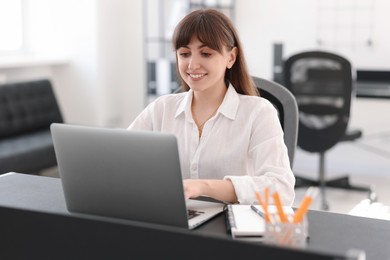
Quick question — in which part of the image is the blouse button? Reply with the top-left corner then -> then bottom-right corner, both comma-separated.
191,164 -> 198,171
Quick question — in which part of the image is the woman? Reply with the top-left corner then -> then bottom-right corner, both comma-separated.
128,8 -> 295,205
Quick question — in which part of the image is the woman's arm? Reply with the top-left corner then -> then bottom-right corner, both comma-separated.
183,179 -> 238,203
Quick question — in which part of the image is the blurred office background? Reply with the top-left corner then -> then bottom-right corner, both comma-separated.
1,0 -> 389,213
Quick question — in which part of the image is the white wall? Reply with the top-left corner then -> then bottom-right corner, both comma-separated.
95,0 -> 145,127
0,0 -> 145,128
48,0 -> 99,126
235,0 -> 317,79
235,0 -> 390,79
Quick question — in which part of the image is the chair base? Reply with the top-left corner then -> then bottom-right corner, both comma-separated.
295,175 -> 377,211
295,175 -> 372,192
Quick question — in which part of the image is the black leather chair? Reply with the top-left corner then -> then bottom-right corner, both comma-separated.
283,51 -> 374,210
0,79 -> 63,174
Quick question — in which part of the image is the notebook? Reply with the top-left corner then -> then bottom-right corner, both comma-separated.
50,123 -> 225,229
226,204 -> 294,241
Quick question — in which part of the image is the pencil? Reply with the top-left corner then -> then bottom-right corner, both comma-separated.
293,186 -> 319,223
255,191 -> 271,223
264,186 -> 269,211
272,190 -> 289,223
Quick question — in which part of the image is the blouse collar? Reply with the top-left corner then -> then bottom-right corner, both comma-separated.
175,84 -> 240,120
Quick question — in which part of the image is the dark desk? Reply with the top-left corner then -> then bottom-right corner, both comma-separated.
1,173 -> 389,259
356,70 -> 390,98
356,81 -> 390,98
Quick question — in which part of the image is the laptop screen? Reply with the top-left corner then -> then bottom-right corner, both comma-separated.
50,123 -> 224,229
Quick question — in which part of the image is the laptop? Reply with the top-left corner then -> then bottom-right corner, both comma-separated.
50,123 -> 225,229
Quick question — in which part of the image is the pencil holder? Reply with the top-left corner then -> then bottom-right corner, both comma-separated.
263,213 -> 308,248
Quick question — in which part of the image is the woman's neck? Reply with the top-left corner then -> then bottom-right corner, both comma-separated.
191,84 -> 228,137
192,83 -> 227,107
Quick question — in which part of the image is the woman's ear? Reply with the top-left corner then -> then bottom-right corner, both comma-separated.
227,47 -> 238,69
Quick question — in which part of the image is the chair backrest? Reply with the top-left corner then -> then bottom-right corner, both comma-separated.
252,77 -> 298,168
283,51 -> 353,153
0,79 -> 63,138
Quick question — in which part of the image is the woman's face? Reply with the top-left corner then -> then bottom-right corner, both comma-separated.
176,36 -> 237,93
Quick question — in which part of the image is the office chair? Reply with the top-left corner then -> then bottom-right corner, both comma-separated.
251,77 -> 298,168
283,51 -> 375,210
173,77 -> 299,168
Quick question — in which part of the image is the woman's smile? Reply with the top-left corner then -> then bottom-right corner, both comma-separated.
188,73 -> 207,80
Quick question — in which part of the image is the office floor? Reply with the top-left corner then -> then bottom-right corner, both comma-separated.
41,98 -> 390,218
292,143 -> 390,215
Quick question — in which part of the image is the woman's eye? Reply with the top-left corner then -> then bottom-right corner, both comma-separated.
179,52 -> 190,57
201,52 -> 211,57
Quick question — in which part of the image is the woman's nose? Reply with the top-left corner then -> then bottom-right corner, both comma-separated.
188,56 -> 200,70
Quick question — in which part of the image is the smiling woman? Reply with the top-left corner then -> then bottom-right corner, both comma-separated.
0,0 -> 23,52
128,8 -> 295,207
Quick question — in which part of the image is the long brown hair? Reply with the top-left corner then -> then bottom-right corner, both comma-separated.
172,8 -> 258,96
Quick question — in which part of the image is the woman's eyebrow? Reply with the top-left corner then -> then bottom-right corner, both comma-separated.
178,43 -> 211,50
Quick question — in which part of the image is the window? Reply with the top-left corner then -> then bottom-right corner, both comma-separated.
0,0 -> 23,52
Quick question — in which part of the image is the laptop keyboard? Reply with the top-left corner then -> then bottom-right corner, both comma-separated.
187,209 -> 204,220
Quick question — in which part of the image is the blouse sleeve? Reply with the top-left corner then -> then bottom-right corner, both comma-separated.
225,101 -> 296,206
127,102 -> 155,131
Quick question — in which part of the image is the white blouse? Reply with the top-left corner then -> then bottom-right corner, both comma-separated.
128,85 -> 295,206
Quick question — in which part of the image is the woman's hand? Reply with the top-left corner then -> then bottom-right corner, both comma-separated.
183,179 -> 238,203
183,179 -> 207,199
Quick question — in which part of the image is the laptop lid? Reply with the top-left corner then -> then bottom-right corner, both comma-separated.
50,123 -> 224,229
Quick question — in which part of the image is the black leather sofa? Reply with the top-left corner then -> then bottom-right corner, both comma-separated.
0,79 -> 63,174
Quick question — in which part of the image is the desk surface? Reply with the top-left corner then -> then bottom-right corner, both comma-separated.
1,173 -> 390,259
